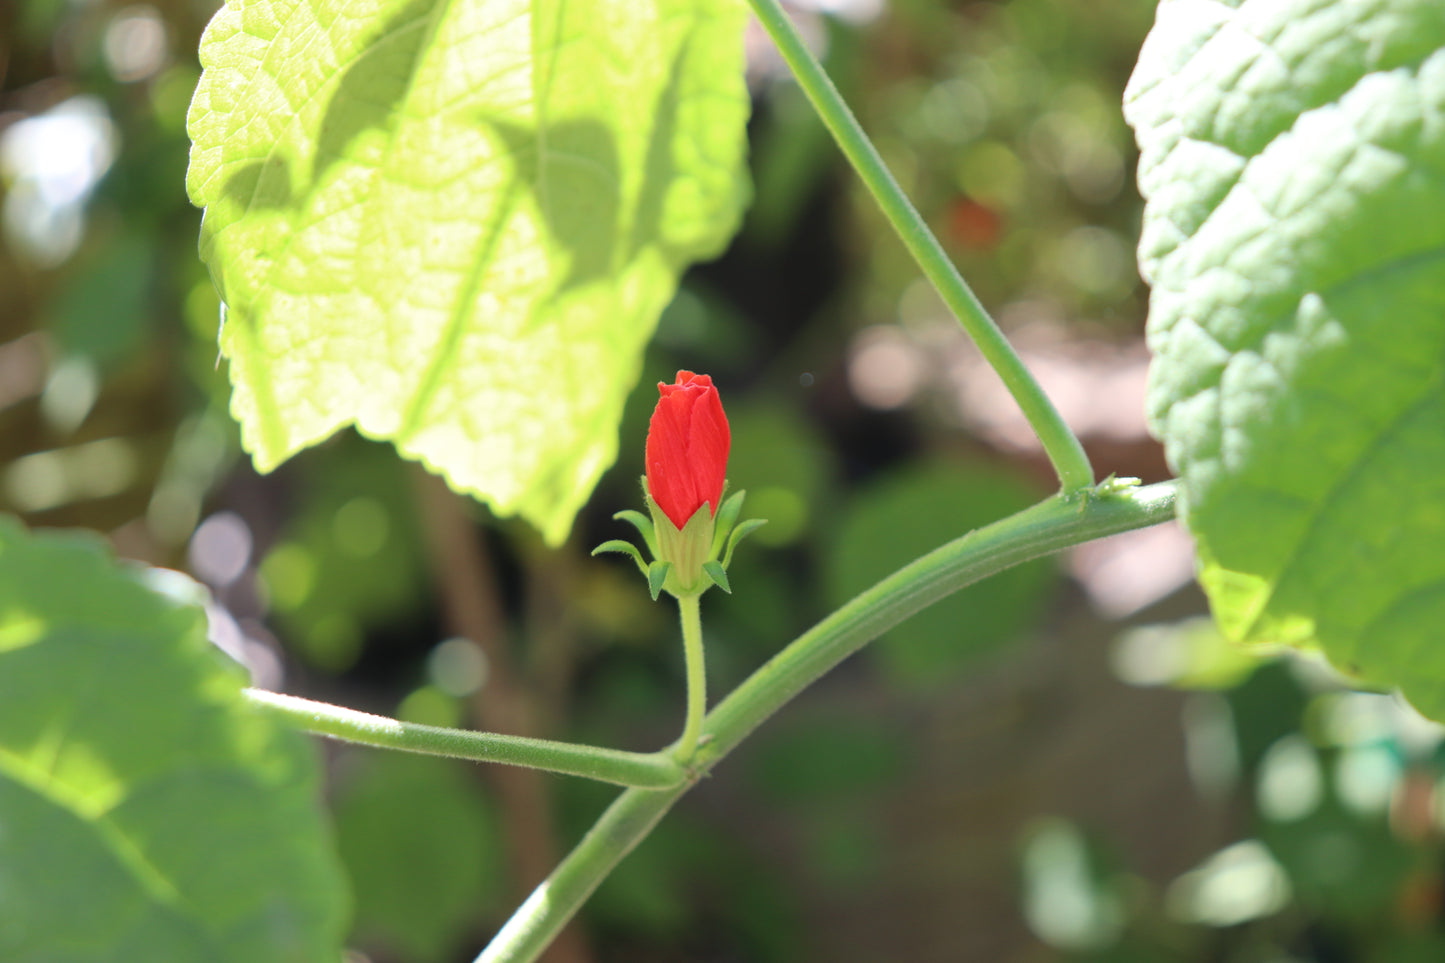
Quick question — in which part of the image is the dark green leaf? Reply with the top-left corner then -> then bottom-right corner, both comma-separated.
746,714 -> 908,806
0,517 -> 347,962
257,440 -> 426,672
334,753 -> 502,963
725,403 -> 835,547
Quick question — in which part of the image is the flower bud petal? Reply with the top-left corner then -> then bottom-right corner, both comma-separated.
645,370 -> 730,530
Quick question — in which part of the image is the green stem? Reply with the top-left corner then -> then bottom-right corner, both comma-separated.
242,689 -> 685,789
476,785 -> 680,963
675,593 -> 706,760
746,0 -> 1094,494
477,480 -> 1179,963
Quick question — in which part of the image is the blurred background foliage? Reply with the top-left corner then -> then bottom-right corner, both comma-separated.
3,0 -> 1444,961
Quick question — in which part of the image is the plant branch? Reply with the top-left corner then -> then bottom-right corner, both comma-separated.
675,593 -> 707,760
477,479 -> 1179,962
243,689 -> 687,788
746,0 -> 1095,494
477,785 -> 680,963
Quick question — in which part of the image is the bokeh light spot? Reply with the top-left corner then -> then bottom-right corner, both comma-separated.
1021,819 -> 1123,951
103,6 -> 169,83
4,438 -> 138,512
40,356 -> 99,434
847,325 -> 925,410
260,542 -> 317,612
397,686 -> 463,728
1167,840 -> 1290,927
0,96 -> 117,266
1256,735 -> 1322,823
333,497 -> 390,558
747,486 -> 805,546
428,637 -> 489,697
189,511 -> 253,587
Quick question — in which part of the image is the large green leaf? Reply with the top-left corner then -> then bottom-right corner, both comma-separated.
1124,2 -> 1445,711
0,517 -> 347,962
186,0 -> 750,544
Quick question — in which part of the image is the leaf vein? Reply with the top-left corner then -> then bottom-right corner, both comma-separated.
1235,380 -> 1442,641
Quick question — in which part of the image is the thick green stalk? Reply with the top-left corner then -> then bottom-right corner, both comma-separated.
675,593 -> 706,760
746,0 -> 1094,494
242,689 -> 685,789
476,785 -> 681,963
477,480 -> 1178,963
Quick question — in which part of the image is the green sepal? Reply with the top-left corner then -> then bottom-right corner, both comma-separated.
702,560 -> 731,594
710,489 -> 746,558
612,509 -> 658,557
647,561 -> 672,601
722,518 -> 768,570
591,539 -> 648,577
647,495 -> 716,597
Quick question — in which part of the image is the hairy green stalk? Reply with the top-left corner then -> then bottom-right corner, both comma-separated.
242,689 -> 685,789
675,593 -> 707,760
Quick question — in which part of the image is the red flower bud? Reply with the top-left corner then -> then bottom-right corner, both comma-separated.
645,371 -> 730,530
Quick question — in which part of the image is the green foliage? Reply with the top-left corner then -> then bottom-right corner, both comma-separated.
0,517 -> 347,962
257,440 -> 427,671
825,460 -> 1057,686
1225,661 -> 1310,774
725,401 -> 835,547
1113,617 -> 1264,691
333,753 -> 503,963
1084,656 -> 1445,962
47,237 -> 155,370
570,782 -> 800,962
1262,789 -> 1420,922
1126,1 -> 1445,712
13,0 -> 1444,956
745,712 -> 909,806
186,0 -> 751,544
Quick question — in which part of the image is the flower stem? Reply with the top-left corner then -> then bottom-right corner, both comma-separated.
745,0 -> 1095,494
242,689 -> 686,789
476,481 -> 1179,963
675,593 -> 706,761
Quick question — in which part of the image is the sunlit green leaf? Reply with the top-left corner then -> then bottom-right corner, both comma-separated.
1126,1 -> 1445,713
0,517 -> 347,962
186,0 -> 750,544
